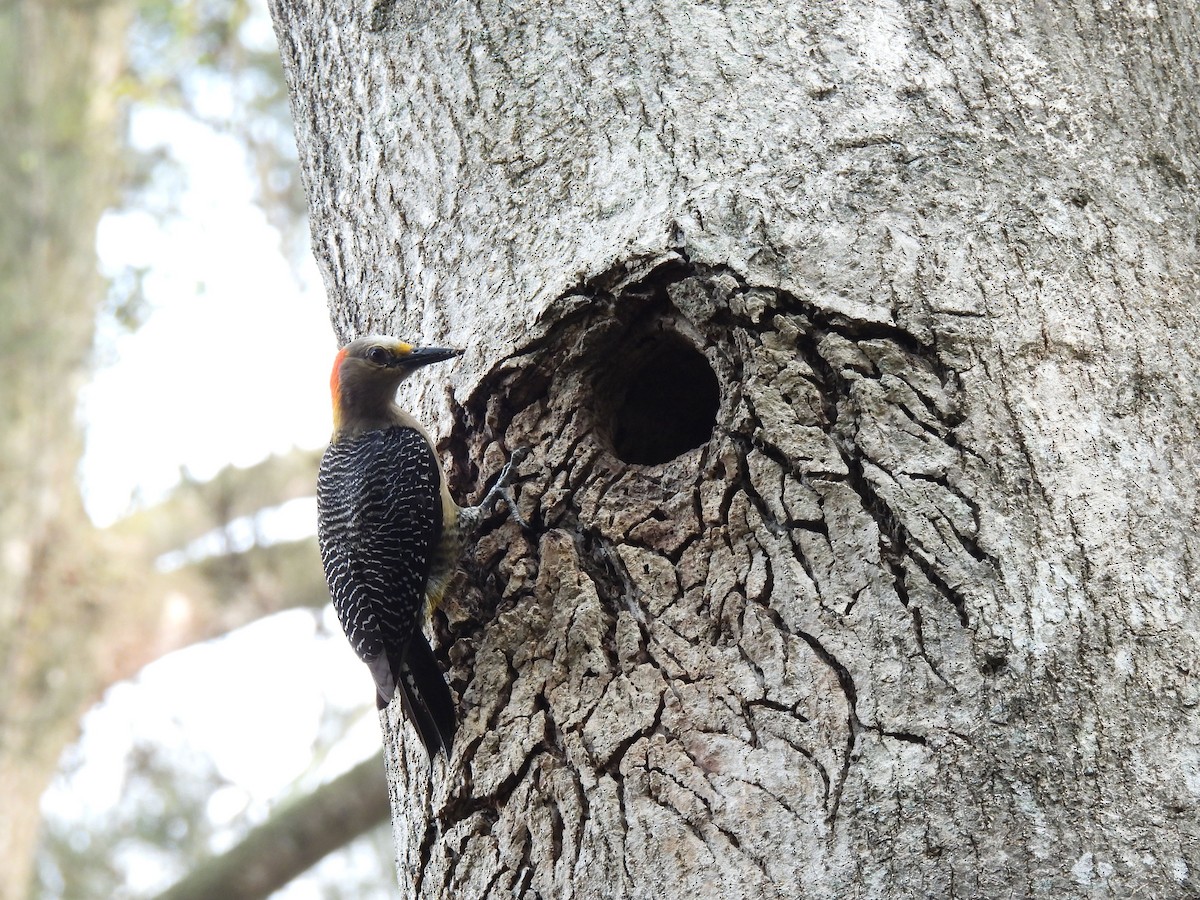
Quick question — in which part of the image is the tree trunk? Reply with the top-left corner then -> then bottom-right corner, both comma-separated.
0,2 -> 131,894
271,1 -> 1200,897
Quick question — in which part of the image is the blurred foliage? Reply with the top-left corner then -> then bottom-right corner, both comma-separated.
100,0 -> 308,339
127,0 -> 305,230
37,678 -> 391,900
30,448 -> 385,898
37,738 -> 229,899
0,0 -> 137,893
115,448 -> 323,558
13,0 -> 392,896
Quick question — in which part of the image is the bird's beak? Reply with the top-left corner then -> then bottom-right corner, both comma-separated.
403,346 -> 463,369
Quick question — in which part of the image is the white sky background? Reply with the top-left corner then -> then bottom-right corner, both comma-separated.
83,106 -> 334,527
41,8 -> 392,892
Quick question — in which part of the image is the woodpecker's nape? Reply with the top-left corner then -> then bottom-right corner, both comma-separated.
316,335 -> 526,762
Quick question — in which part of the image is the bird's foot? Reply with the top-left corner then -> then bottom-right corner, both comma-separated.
477,447 -> 532,528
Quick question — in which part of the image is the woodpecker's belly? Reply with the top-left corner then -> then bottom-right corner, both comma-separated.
425,511 -> 469,613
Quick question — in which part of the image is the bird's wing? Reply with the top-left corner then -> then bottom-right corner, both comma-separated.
317,425 -> 443,695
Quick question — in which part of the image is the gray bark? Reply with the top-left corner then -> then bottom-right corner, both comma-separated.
271,1 -> 1200,897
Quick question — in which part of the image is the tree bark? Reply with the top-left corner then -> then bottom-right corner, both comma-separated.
272,1 -> 1200,897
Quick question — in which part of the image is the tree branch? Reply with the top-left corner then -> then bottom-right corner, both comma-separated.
152,753 -> 390,900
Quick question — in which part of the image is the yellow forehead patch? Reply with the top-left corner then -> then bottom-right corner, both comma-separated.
394,341 -> 414,355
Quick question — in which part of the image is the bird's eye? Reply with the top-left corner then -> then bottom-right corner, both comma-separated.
367,347 -> 389,365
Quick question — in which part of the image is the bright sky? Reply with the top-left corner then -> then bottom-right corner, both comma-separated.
83,105 -> 335,527
43,64 -> 387,895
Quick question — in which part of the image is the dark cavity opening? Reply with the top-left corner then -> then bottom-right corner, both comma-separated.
608,333 -> 719,465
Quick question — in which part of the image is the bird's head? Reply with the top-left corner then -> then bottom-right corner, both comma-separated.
329,335 -> 462,434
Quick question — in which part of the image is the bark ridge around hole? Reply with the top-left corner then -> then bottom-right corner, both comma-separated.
398,254 -> 995,898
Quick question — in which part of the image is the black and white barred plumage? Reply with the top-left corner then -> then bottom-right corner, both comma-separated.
317,425 -> 456,756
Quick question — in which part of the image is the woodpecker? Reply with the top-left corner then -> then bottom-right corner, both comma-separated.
317,335 -> 521,759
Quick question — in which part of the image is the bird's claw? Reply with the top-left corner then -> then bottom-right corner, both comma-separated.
506,446 -> 532,471
482,447 -> 532,529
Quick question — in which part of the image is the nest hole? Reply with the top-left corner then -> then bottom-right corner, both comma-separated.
606,332 -> 719,465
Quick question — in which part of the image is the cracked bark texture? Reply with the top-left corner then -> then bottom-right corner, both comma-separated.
271,1 -> 1199,897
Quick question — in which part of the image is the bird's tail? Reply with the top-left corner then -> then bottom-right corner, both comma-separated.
391,633 -> 457,759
